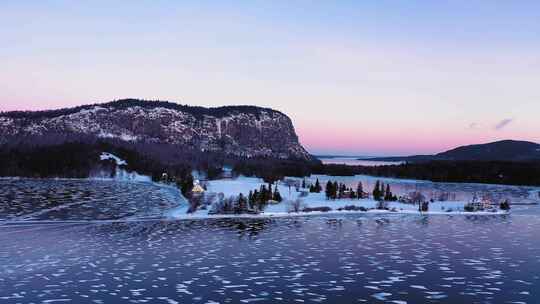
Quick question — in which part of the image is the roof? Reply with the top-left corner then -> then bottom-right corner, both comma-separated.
192,184 -> 205,193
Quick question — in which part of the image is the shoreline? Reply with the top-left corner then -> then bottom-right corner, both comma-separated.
168,208 -> 510,221
0,209 -> 511,227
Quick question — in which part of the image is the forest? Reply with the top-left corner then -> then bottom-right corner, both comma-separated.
2,138 -> 540,188
1,98 -> 281,120
314,161 -> 540,186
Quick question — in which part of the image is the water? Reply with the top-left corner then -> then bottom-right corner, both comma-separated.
1,179 -> 540,303
0,179 -> 183,221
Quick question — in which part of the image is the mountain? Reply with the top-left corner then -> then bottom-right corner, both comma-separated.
361,140 -> 540,162
435,140 -> 540,161
0,99 -> 312,161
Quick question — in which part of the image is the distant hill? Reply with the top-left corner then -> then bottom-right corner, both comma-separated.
361,140 -> 540,162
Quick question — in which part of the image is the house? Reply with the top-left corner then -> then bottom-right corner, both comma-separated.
466,195 -> 494,211
192,180 -> 206,194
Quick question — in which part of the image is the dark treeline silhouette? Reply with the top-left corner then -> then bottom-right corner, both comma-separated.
0,142 -> 102,178
232,158 -> 315,183
0,137 -> 317,194
372,180 -> 397,201
4,131 -> 540,188
0,140 -> 194,195
1,98 -> 283,120
312,161 -> 540,186
325,180 -> 367,200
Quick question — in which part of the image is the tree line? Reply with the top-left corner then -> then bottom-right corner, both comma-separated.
313,161 -> 540,187
208,183 -> 283,215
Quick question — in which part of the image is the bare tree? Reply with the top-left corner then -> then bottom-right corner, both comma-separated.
408,191 -> 426,212
283,179 -> 299,198
408,191 -> 426,204
286,199 -> 306,213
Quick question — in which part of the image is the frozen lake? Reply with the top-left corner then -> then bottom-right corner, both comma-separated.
1,178 -> 540,303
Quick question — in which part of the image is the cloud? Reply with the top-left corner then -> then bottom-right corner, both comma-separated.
494,118 -> 513,130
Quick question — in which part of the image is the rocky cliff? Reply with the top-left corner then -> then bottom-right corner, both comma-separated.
0,99 -> 312,161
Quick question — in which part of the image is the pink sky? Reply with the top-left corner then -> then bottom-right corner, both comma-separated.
1,98 -> 537,156
1,1 -> 539,156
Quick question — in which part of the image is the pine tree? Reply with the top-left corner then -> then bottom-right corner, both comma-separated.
314,178 -> 321,193
267,183 -> 273,201
259,185 -> 267,203
252,190 -> 260,209
302,179 -> 306,189
248,190 -> 254,209
273,188 -> 282,202
373,180 -> 381,200
237,193 -> 247,213
325,181 -> 333,199
356,182 -> 363,199
385,184 -> 392,201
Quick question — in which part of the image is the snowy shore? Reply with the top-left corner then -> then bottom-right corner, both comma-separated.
168,208 -> 509,221
167,176 -> 511,219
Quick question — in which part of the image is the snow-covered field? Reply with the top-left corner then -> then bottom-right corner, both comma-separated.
168,176 -> 509,219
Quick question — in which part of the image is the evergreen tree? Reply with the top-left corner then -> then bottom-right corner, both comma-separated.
325,181 -> 333,200
252,190 -> 260,209
248,190 -> 255,209
302,179 -> 306,189
373,180 -> 381,200
267,183 -> 273,201
236,193 -> 247,213
384,184 -> 392,201
356,182 -> 363,199
178,174 -> 194,197
315,178 -> 322,192
259,185 -> 267,203
273,188 -> 282,202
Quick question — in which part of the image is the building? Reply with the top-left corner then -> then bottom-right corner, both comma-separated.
192,180 -> 206,194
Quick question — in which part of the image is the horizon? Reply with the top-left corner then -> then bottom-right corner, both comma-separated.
2,1 -> 539,155
2,99 -> 536,157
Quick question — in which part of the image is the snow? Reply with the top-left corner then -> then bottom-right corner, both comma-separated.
114,169 -> 152,182
100,152 -> 127,166
169,175 -> 509,220
0,116 -> 13,126
98,152 -> 152,182
97,131 -> 138,142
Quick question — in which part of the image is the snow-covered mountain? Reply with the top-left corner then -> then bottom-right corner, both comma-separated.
0,99 -> 312,161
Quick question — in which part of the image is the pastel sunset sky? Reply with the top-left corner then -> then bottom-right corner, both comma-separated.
1,1 -> 539,156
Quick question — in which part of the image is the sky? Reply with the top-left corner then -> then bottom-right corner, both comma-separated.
1,1 -> 539,156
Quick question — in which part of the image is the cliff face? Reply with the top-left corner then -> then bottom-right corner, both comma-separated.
0,99 -> 312,161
